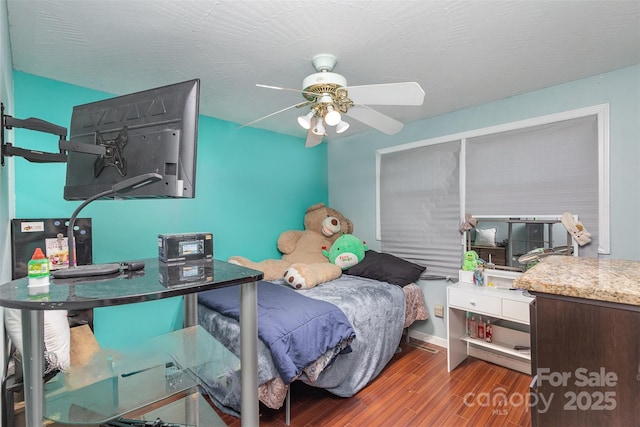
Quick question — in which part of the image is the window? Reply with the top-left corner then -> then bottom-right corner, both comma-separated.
377,104 -> 609,278
378,140 -> 461,278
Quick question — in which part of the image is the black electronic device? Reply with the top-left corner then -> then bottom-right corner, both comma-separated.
51,260 -> 145,279
158,232 -> 213,263
63,79 -> 200,200
51,263 -> 120,278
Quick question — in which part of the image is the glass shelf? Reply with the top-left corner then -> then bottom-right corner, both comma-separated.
127,393 -> 228,426
44,325 -> 238,425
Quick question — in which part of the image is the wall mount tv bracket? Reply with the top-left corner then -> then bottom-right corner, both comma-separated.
0,102 -> 107,166
94,126 -> 127,177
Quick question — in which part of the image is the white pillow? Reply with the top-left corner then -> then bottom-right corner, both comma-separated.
4,308 -> 71,370
474,228 -> 497,247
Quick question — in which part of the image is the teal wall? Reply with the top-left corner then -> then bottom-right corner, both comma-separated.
329,64 -> 640,342
13,72 -> 329,348
1,0 -> 13,402
10,65 -> 640,345
0,0 -> 13,285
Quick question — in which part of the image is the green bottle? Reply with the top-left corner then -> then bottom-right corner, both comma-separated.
27,248 -> 50,294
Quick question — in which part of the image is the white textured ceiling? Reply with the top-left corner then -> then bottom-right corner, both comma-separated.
6,0 -> 640,142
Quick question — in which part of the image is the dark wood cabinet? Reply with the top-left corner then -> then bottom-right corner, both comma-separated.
470,245 -> 506,266
529,293 -> 640,426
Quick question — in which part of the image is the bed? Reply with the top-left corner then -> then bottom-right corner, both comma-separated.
196,250 -> 429,417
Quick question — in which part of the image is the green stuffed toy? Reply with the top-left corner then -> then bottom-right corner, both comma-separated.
462,250 -> 479,271
323,234 -> 367,270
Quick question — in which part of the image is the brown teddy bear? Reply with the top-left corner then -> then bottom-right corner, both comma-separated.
228,203 -> 353,289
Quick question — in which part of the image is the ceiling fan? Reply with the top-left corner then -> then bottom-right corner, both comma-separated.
244,54 -> 425,147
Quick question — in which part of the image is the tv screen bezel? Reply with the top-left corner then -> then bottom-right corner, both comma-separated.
63,78 -> 200,200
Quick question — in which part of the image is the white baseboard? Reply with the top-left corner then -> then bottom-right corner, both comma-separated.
406,329 -> 447,349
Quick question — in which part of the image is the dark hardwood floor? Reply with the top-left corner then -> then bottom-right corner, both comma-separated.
16,340 -> 532,427
215,340 -> 533,426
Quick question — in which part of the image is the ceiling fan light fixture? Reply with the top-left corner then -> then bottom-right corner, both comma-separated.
324,105 -> 341,126
297,110 -> 315,129
250,54 -> 425,145
312,117 -> 325,135
335,120 -> 350,134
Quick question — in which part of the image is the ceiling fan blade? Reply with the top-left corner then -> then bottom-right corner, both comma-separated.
237,100 -> 312,129
346,105 -> 404,135
304,117 -> 323,147
256,84 -> 320,99
346,82 -> 425,106
305,131 -> 323,148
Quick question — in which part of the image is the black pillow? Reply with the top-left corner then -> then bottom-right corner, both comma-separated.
344,250 -> 426,286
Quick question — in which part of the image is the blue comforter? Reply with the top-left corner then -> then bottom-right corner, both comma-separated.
197,280 -> 355,383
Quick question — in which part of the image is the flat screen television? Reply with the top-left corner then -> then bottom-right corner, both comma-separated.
63,79 -> 200,200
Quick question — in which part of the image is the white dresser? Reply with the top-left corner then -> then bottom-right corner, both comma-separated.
447,276 -> 534,375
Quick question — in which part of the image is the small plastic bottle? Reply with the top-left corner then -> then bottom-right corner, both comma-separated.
466,312 -> 472,336
470,316 -> 477,339
27,248 -> 50,295
485,319 -> 493,343
478,316 -> 485,339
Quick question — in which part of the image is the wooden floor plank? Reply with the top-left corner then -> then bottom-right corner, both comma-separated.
16,342 -> 531,427
13,339 -> 532,427
215,340 -> 532,426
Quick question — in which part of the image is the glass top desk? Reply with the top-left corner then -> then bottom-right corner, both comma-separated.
0,258 -> 263,426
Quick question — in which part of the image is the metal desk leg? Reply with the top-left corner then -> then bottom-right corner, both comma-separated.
240,281 -> 258,427
21,309 -> 44,427
507,222 -> 513,267
183,293 -> 198,422
184,293 -> 197,327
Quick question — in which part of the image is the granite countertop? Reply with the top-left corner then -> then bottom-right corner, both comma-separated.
513,255 -> 640,306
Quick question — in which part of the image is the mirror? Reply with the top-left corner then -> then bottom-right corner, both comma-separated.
465,215 -> 577,271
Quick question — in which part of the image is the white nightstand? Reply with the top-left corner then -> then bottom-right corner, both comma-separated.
447,276 -> 534,375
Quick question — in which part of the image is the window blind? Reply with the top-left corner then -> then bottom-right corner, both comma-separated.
379,140 -> 462,278
377,109 -> 605,279
465,115 -> 599,258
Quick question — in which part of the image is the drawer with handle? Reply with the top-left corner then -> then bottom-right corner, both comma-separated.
448,287 -> 501,316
